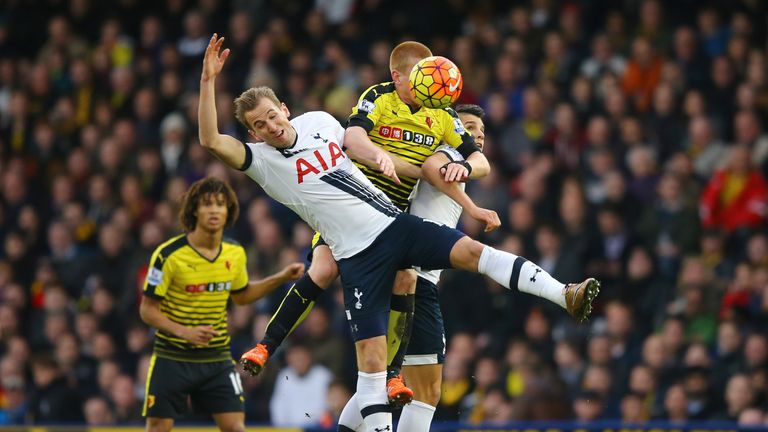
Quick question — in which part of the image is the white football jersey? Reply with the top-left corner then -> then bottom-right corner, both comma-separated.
408,145 -> 465,284
241,111 -> 400,259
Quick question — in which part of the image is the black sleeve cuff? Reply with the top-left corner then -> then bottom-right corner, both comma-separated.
347,116 -> 374,132
142,290 -> 164,300
238,142 -> 253,171
457,139 -> 481,159
230,284 -> 248,293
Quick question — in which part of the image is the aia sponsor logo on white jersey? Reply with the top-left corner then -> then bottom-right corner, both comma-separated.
241,111 -> 399,259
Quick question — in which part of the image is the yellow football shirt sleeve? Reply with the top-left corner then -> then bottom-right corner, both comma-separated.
143,247 -> 175,299
347,84 -> 385,132
440,107 -> 480,158
231,247 -> 249,293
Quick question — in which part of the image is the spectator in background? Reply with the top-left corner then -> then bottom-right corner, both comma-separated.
300,308 -> 348,380
573,390 -> 605,422
662,383 -> 689,423
83,396 -> 115,426
699,145 -> 768,234
534,224 -> 583,286
646,84 -> 683,163
109,374 -> 141,423
623,37 -> 663,113
733,111 -> 768,170
672,26 -> 709,90
499,87 -> 546,175
722,374 -> 755,420
580,33 -> 626,82
54,332 -> 98,395
269,343 -> 332,427
0,375 -> 27,425
686,116 -> 728,180
159,112 -> 187,174
682,366 -> 714,420
636,173 -> 700,279
541,102 -> 585,170
738,408 -> 764,426
621,392 -> 648,423
319,381 -> 352,428
28,355 -> 83,423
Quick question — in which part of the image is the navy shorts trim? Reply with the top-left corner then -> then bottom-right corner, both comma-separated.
404,277 -> 446,365
337,213 -> 464,341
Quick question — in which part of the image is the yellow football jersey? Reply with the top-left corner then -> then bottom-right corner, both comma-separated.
143,234 -> 249,362
347,82 -> 478,210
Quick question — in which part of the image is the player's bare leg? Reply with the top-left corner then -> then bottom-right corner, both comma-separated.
399,364 -> 442,431
145,417 -> 174,432
449,237 -> 600,322
241,245 -> 336,376
212,412 -> 246,432
386,269 -> 416,408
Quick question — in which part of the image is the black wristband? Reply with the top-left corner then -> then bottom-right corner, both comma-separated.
461,160 -> 473,176
440,161 -> 472,177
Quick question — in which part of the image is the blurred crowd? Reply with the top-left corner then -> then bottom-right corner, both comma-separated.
2,0 -> 768,428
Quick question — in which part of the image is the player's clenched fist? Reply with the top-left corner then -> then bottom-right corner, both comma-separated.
279,262 -> 306,281
201,33 -> 230,82
468,206 -> 501,232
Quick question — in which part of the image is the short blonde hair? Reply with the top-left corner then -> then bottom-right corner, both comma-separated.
389,41 -> 432,73
233,86 -> 281,129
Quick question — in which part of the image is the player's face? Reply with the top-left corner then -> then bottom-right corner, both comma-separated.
245,98 -> 296,149
458,113 -> 485,150
195,192 -> 228,233
392,64 -> 419,107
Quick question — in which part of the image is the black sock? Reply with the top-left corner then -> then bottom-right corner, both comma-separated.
387,293 -> 415,380
261,273 -> 325,354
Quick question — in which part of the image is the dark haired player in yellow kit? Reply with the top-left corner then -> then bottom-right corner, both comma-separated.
139,177 -> 304,432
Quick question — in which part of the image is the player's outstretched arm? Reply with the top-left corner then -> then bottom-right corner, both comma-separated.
423,152 -> 500,232
231,262 -> 306,305
344,126 -> 402,184
199,33 -> 246,170
139,296 -> 220,346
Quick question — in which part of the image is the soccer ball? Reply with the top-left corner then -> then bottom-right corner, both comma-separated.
409,56 -> 463,109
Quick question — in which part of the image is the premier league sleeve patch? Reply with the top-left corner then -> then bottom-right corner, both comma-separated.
147,267 -> 164,286
453,118 -> 465,134
358,99 -> 376,114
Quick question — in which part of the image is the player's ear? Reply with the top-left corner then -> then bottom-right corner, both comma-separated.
391,70 -> 399,84
248,129 -> 261,141
280,102 -> 290,118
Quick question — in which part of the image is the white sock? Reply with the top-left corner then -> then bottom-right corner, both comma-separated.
356,371 -> 391,432
478,246 -> 566,308
397,400 -> 435,432
338,393 -> 364,431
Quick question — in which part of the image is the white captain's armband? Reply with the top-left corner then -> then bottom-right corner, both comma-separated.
146,267 -> 164,286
